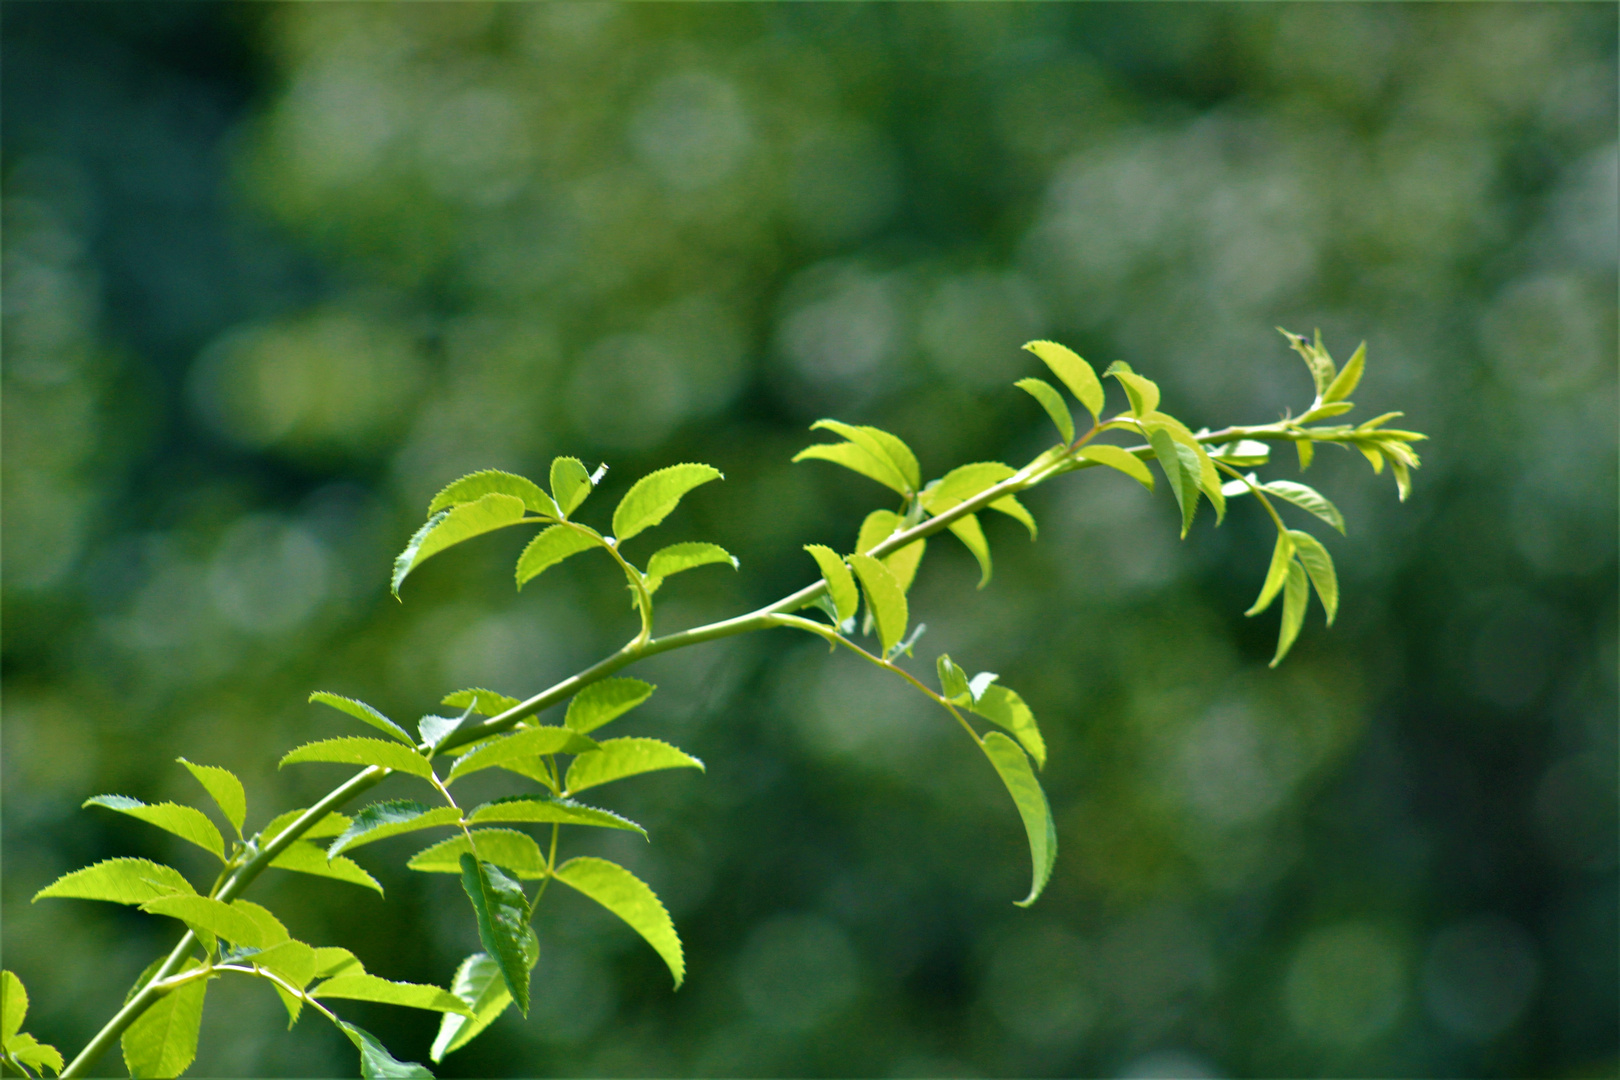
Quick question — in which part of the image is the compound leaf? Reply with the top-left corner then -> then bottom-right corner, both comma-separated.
847,554 -> 908,656
645,542 -> 737,593
83,797 -> 225,863
176,759 -> 247,838
307,693 -> 414,746
430,953 -> 514,1063
328,802 -> 464,858
407,830 -> 547,880
1286,529 -> 1339,625
268,842 -> 383,895
468,797 -> 646,839
1271,561 -> 1311,667
458,855 -> 536,1016
1023,340 -> 1104,420
554,857 -> 684,988
803,545 -> 858,624
514,524 -> 602,590
612,464 -> 723,543
1015,377 -> 1075,444
393,493 -> 531,595
446,727 -> 599,784
564,738 -> 704,796
428,470 -> 558,519
980,733 -> 1057,907
33,858 -> 195,906
280,738 -> 433,780
1262,480 -> 1345,534
121,958 -> 206,1080
338,1021 -> 434,1079
550,457 -> 594,517
1077,444 -> 1154,491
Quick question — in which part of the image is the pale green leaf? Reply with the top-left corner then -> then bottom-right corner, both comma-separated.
855,508 -> 902,556
848,553 -> 908,656
514,524 -> 602,590
1270,561 -> 1311,667
554,857 -> 684,988
446,727 -> 599,783
645,542 -> 737,593
611,464 -> 723,543
1104,361 -> 1160,417
947,513 -> 993,588
175,759 -> 247,838
980,733 -> 1057,907
268,841 -> 383,895
32,858 -> 195,906
967,684 -> 1046,769
308,692 -> 415,746
1211,439 -> 1270,467
313,948 -> 364,979
550,457 -> 594,517
1287,530 -> 1339,625
1014,377 -> 1075,444
122,958 -> 206,1080
564,738 -> 704,796
803,545 -> 858,624
1147,427 -> 1196,538
1077,445 -> 1154,491
441,688 -> 521,717
565,678 -> 655,735
329,801 -> 464,858
430,952 -> 514,1063
791,441 -> 909,496
458,855 -> 536,1015
1298,438 -> 1316,471
1245,531 -> 1297,616
250,940 -> 318,992
313,973 -> 473,1016
393,493 -> 531,595
1,971 -> 26,1043
468,797 -> 647,839
139,896 -> 283,949
428,470 -> 558,518
1280,327 -> 1336,398
279,737 -> 433,779
809,420 -> 920,493
5,1032 -> 63,1077
1263,480 -> 1346,534
1303,401 -> 1356,421
338,1021 -> 435,1079
936,655 -> 971,701
923,462 -> 1017,513
232,899 -> 291,947
1390,454 -> 1413,502
83,796 -> 226,862
407,830 -> 548,879
1022,340 -> 1104,420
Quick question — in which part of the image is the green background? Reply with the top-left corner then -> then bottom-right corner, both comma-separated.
3,4 -> 1614,1076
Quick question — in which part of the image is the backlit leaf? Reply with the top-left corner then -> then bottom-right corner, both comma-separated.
328,802 -> 464,858
611,463 -> 723,543
338,1021 -> 435,1079
1015,377 -> 1075,444
1245,531 -> 1296,617
1104,361 -> 1160,417
1270,561 -> 1311,667
564,738 -> 704,795
1147,427 -> 1196,537
1211,440 -> 1271,467
980,733 -> 1057,907
468,797 -> 646,839
855,509 -> 902,556
947,513 -> 993,588
393,493 -> 530,595
251,939 -> 318,992
280,737 -> 433,779
140,896 -> 283,949
1280,327 -> 1336,398
430,953 -> 516,1063
407,830 -> 548,879
121,958 -> 206,1080
967,684 -> 1046,768
809,420 -> 920,493
1287,530 -> 1339,625
1,971 -> 25,1044
441,688 -> 521,717
565,678 -> 656,735
1077,444 -> 1154,491
792,441 -> 909,496
1023,341 -> 1104,420
923,462 -> 1017,513
458,856 -> 536,1015
848,554 -> 908,655
313,948 -> 364,979
1263,480 -> 1346,534
550,457 -> 593,517
554,857 -> 684,988
1297,438 -> 1316,471
313,973 -> 472,1015
83,796 -> 225,862
418,706 -> 475,751
308,692 -> 415,745
514,524 -> 601,590
176,759 -> 247,838
269,841 -> 383,895
5,1032 -> 63,1077
33,858 -> 195,906
446,727 -> 599,783
644,542 -> 737,593
428,470 -> 558,518
803,545 -> 858,624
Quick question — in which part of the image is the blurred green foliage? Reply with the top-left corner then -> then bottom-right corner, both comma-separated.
3,4 -> 1614,1077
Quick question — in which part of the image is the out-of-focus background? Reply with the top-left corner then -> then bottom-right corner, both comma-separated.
3,4 -> 1615,1077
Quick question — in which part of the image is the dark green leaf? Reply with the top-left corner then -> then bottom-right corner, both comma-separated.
446,727 -> 599,783
947,513 -> 993,588
279,737 -> 433,779
554,857 -> 684,988
393,493 -> 530,595
1014,377 -> 1075,444
430,953 -> 516,1063
308,692 -> 415,746
175,759 -> 247,838
122,958 -> 206,1080
1270,561 -> 1311,667
1245,531 -> 1296,617
468,797 -> 646,838
564,678 -> 655,735
564,738 -> 704,796
803,545 -> 858,624
514,523 -> 602,590
440,688 -> 521,717
83,796 -> 226,862
979,733 -> 1057,907
967,684 -> 1046,769
550,457 -> 594,517
312,973 -> 472,1015
428,470 -> 558,518
338,1021 -> 435,1079
268,841 -> 383,895
32,858 -> 195,906
407,830 -> 548,879
644,542 -> 737,593
611,463 -> 723,543
1077,444 -> 1154,491
1286,530 -> 1339,625
1022,340 -> 1105,420
458,855 -> 536,1015
328,802 -> 464,858
847,554 -> 908,656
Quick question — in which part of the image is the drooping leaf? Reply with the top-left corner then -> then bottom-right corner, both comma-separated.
308,692 -> 415,746
1145,412 -> 1223,521
1077,444 -> 1154,491
429,470 -> 558,519
1262,481 -> 1346,534
430,952 -> 514,1063
1245,531 -> 1297,617
564,679 -> 656,735
175,759 -> 247,838
6,1032 -> 64,1077
967,684 -> 1046,768
847,554 -> 908,656
328,802 -> 464,858
1297,438 -> 1316,471
407,830 -> 548,879
446,727 -> 599,783
936,655 -> 971,701
1014,377 -> 1075,444
803,545 -> 858,624
1271,561 -> 1311,667
553,857 -> 684,988
1286,530 -> 1339,625
979,733 -> 1057,907
1023,341 -> 1105,420
564,738 -> 704,796
392,493 -> 531,595
468,797 -> 647,839
947,513 -> 993,588
514,524 -> 602,590
611,464 -> 723,543
33,858 -> 195,906
312,973 -> 473,1015
83,797 -> 225,862
1104,361 -> 1160,417
792,441 -> 910,497
338,1021 -> 435,1079
441,688 -> 522,717
261,809 -> 350,846
1147,427 -> 1197,538
458,855 -> 537,1015
279,737 -> 433,780
550,457 -> 594,517
121,958 -> 206,1080
268,841 -> 383,895
644,542 -> 737,593
809,420 -> 921,493
1390,454 -> 1413,502
139,896 -> 283,949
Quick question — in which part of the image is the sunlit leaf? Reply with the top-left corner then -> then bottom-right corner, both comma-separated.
418,706 -> 474,751
803,545 -> 858,624
83,796 -> 226,862
468,797 -> 646,839
848,553 -> 908,655
268,841 -> 383,895
1287,530 -> 1339,625
122,958 -> 206,1080
139,896 -> 284,949
792,441 -> 909,496
1280,327 -> 1336,398
1271,561 -> 1311,667
1211,439 -> 1270,467
33,858 -> 195,906
644,542 -> 737,593
251,940 -> 318,992
855,508 -> 902,556
514,524 -> 602,590
428,470 -> 558,519
1263,480 -> 1346,534
441,688 -> 521,717
1245,531 -> 1296,616
1104,360 -> 1160,417
1077,444 -> 1154,491
430,953 -> 516,1063
1023,340 -> 1104,420
312,973 -> 473,1015
564,738 -> 704,795
446,727 -> 599,783
936,654 -> 971,700
4,1032 -> 62,1078
313,948 -> 364,979
809,420 -> 921,492
1014,377 -> 1075,444
979,733 -> 1057,907
947,513 -> 993,588
175,759 -> 247,838
1147,427 -> 1196,537
458,855 -> 537,1015
550,457 -> 594,517
407,830 -> 548,879
1,971 -> 26,1044
1297,438 -> 1316,471
611,463 -> 723,543
280,737 -> 433,779
565,678 -> 655,735
554,857 -> 684,988
393,493 -> 530,595
328,802 -> 464,858
338,1021 -> 435,1079
308,692 -> 415,746
923,462 -> 1016,512
967,684 -> 1046,768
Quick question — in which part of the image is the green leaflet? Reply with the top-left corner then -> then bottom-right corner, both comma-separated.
1262,481 -> 1346,534
855,508 -> 900,556
550,456 -> 594,517
1297,438 -> 1316,471
564,738 -> 705,796
1246,531 -> 1297,616
312,973 -> 473,1015
803,545 -> 858,624
947,513 -> 993,588
1390,454 -> 1413,502
847,554 -> 908,656
458,856 -> 537,1016
33,858 -> 195,906
515,523 -> 602,590
922,462 -> 1036,539
328,801 -> 465,858
392,492 -> 531,595
176,759 -> 247,838
280,737 -> 433,779
853,510 -> 928,592
1211,439 -> 1271,467
565,678 -> 655,735
428,469 -> 558,519
611,463 -> 723,543
338,1021 -> 435,1079
1280,327 -> 1336,398
1,972 -> 24,1043
83,796 -> 226,862
1145,412 -> 1224,522
251,939 -> 318,992
967,684 -> 1046,769
792,441 -> 910,497
122,958 -> 206,1080
441,688 -> 522,717
1077,444 -> 1155,491
261,809 -> 350,846
408,830 -> 548,879
936,655 -> 971,701
468,797 -> 647,839
431,953 -> 514,1063
807,420 -> 921,494
644,542 -> 737,593
6,1032 -> 64,1077
140,896 -> 285,949
1148,426 -> 1197,538
554,857 -> 685,988
313,947 -> 364,979
1014,377 -> 1075,444
980,732 -> 1057,908
1023,340 -> 1104,420
1286,530 -> 1339,625
308,692 -> 415,745
446,726 -> 599,783
269,841 -> 383,895
1271,561 -> 1311,668
418,707 -> 473,751
1104,360 -> 1160,418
